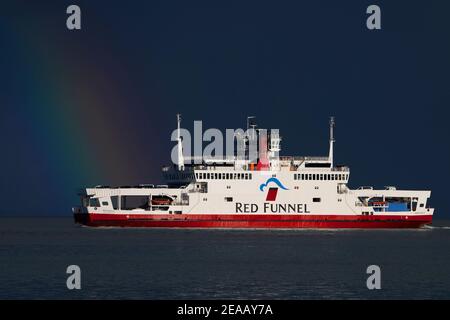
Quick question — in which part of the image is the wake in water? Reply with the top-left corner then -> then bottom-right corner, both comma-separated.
423,225 -> 450,230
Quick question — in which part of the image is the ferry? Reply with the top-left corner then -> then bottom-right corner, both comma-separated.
73,115 -> 434,228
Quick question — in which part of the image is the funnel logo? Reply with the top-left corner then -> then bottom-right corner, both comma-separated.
259,177 -> 289,201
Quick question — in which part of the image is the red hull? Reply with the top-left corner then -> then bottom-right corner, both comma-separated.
74,213 -> 432,229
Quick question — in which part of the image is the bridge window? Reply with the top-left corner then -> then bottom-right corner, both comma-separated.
224,197 -> 233,202
89,198 -> 100,207
313,197 -> 321,202
111,196 -> 119,209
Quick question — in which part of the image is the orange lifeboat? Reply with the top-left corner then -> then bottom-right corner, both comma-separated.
151,196 -> 172,206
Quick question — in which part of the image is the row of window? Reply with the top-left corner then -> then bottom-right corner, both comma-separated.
166,171 -> 347,182
294,173 -> 348,181
165,171 -> 347,182
164,173 -> 196,181
196,172 -> 253,180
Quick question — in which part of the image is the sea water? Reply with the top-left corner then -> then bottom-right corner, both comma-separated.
0,217 -> 449,299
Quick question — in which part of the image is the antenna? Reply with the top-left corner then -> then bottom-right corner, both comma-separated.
247,116 -> 256,130
176,114 -> 184,170
328,116 -> 335,168
247,116 -> 256,141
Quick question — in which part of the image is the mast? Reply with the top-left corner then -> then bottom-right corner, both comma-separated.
247,116 -> 255,131
176,113 -> 184,171
247,116 -> 256,141
328,116 -> 335,168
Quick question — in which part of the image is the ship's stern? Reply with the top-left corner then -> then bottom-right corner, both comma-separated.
72,206 -> 90,225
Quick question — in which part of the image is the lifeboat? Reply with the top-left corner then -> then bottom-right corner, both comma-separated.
151,196 -> 173,206
371,201 -> 387,206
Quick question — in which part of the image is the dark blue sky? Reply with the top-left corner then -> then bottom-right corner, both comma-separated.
1,0 -> 450,217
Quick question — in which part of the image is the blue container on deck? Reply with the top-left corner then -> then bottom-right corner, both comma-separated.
387,202 -> 408,212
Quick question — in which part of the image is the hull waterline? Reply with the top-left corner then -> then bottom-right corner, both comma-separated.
74,213 -> 432,229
